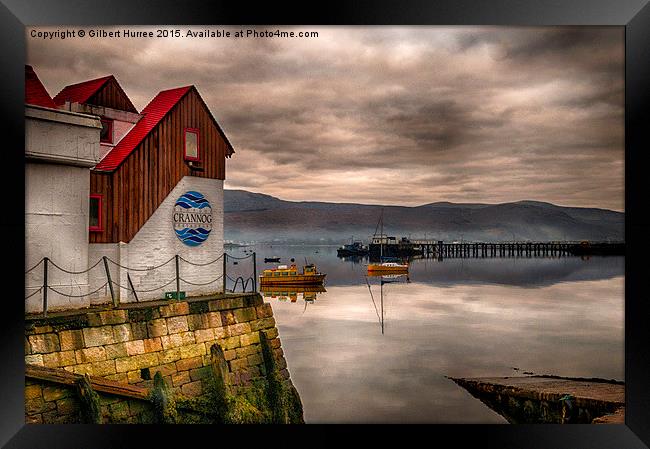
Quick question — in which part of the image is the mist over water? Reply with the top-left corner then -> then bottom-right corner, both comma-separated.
227,244 -> 624,423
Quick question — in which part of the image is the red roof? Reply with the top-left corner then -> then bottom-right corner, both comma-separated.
25,65 -> 56,108
52,75 -> 114,106
94,86 -> 192,171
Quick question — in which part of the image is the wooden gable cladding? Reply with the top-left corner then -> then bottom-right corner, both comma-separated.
90,88 -> 230,244
87,78 -> 138,113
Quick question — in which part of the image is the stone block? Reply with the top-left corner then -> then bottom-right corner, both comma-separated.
223,349 -> 237,361
236,345 -> 259,359
143,337 -> 163,353
59,329 -> 85,351
172,370 -> 191,387
56,397 -> 78,415
189,366 -> 211,381
25,337 -> 31,355
230,358 -> 249,371
159,347 -> 181,364
25,354 -> 44,366
204,311 -> 222,328
25,384 -> 42,400
273,348 -> 285,360
131,322 -> 148,340
43,350 -> 76,368
32,325 -> 54,334
220,311 -> 236,326
98,309 -> 128,325
72,363 -> 93,376
91,360 -> 117,376
189,301 -> 209,315
105,342 -> 128,360
105,373 -> 129,383
160,302 -> 189,317
179,343 -> 206,360
147,319 -> 168,337
276,357 -> 288,371
194,328 -> 214,343
26,397 -> 52,415
115,353 -> 159,373
262,327 -> 279,340
25,414 -> 43,424
187,314 -> 204,331
175,356 -> 203,372
127,370 -> 142,384
279,368 -> 290,380
228,323 -> 252,336
213,327 -> 228,339
166,316 -> 189,334
256,303 -> 274,319
112,324 -> 132,342
28,333 -> 60,354
208,299 -> 227,311
127,308 -> 154,323
248,365 -> 262,378
247,353 -> 263,367
225,297 -> 245,309
126,340 -> 146,356
239,332 -> 261,347
233,307 -> 257,323
222,336 -> 241,350
253,317 -> 277,332
75,346 -> 107,364
151,361 -> 176,377
269,338 -> 282,349
181,380 -> 202,397
83,326 -> 114,347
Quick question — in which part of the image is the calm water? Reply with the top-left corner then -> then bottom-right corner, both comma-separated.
226,244 -> 624,424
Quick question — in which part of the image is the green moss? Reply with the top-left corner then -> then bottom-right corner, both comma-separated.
148,371 -> 178,424
75,374 -> 102,424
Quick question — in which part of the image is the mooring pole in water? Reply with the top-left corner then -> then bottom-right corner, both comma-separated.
252,252 -> 257,292
175,255 -> 180,300
42,257 -> 48,317
103,256 -> 117,308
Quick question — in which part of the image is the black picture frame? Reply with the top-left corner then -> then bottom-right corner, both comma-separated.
1,1 -> 648,447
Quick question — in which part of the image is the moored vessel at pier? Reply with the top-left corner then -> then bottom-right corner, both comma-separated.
259,263 -> 326,285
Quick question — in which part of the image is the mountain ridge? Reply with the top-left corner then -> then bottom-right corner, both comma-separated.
223,189 -> 624,244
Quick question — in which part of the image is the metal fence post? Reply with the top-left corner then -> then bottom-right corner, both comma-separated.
175,255 -> 180,301
42,257 -> 48,317
103,256 -> 118,308
252,252 -> 257,293
223,253 -> 227,294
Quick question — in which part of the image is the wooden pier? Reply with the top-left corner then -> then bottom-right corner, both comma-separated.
367,240 -> 624,259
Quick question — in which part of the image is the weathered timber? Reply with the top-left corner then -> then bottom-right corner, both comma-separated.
26,364 -> 149,400
450,375 -> 624,424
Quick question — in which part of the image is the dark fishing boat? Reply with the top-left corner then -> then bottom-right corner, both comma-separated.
337,239 -> 369,257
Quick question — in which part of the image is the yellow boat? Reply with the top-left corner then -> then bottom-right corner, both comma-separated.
367,261 -> 409,273
259,263 -> 326,285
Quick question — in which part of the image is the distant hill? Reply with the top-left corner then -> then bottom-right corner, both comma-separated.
224,189 -> 624,244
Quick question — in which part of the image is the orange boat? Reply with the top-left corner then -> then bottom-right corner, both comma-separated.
259,263 -> 326,286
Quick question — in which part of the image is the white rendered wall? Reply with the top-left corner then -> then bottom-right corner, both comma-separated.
25,107 -> 101,314
25,164 -> 91,313
89,176 -> 224,303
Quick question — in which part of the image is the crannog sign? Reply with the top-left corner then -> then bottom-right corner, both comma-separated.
172,191 -> 212,246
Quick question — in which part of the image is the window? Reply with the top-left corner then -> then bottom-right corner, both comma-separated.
184,128 -> 200,161
89,194 -> 103,232
100,118 -> 113,144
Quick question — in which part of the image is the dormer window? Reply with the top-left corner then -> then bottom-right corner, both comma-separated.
184,128 -> 200,161
100,118 -> 113,144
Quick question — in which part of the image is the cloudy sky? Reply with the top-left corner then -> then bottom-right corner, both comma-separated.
27,26 -> 624,211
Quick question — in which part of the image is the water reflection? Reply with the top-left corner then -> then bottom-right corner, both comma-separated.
229,244 -> 624,423
260,285 -> 326,303
365,273 -> 410,335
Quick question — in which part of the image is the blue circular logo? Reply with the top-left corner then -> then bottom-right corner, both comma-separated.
172,191 -> 213,247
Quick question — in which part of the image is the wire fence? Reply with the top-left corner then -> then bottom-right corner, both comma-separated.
25,252 -> 257,317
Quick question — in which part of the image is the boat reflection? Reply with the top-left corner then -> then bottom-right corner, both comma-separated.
365,273 -> 410,334
260,284 -> 327,303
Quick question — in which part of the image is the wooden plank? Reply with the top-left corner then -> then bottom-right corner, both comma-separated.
26,364 -> 150,400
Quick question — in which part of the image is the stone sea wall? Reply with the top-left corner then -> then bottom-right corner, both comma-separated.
25,293 -> 301,424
